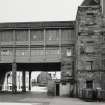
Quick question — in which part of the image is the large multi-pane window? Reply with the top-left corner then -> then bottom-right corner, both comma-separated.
61,29 -> 74,41
0,48 -> 12,56
16,48 -> 29,56
31,48 -> 44,56
46,47 -> 60,55
0,31 -> 13,42
46,30 -> 59,41
30,30 -> 43,41
15,30 -> 28,41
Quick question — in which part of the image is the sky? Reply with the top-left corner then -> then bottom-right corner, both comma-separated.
0,0 -> 84,22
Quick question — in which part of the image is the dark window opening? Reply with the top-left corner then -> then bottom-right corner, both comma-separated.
86,41 -> 95,44
80,46 -> 85,54
86,80 -> 93,89
102,59 -> 105,70
88,32 -> 94,36
86,61 -> 93,70
86,13 -> 95,16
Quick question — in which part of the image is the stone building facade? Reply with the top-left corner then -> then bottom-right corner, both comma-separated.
1,0 -> 105,98
76,0 -> 105,97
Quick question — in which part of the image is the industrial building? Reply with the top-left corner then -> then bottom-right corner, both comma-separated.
0,21 -> 75,96
0,0 -> 105,98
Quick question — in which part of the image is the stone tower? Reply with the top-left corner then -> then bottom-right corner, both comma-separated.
76,0 -> 105,96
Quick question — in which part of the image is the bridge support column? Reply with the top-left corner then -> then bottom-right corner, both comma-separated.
22,71 -> 26,92
0,71 -> 6,91
29,71 -> 31,91
12,62 -> 17,93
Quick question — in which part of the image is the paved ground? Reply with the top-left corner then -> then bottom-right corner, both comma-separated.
0,92 -> 105,105
31,86 -> 47,92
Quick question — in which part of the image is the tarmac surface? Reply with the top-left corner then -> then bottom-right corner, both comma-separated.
0,91 -> 105,105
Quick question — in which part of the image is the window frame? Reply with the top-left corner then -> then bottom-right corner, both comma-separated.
61,29 -> 73,41
86,80 -> 93,89
15,30 -> 28,41
16,48 -> 29,56
30,30 -> 44,42
0,48 -> 13,56
0,30 -> 13,42
45,29 -> 59,41
31,48 -> 44,56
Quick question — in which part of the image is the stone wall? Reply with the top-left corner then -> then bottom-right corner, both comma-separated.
76,5 -> 105,95
60,83 -> 70,96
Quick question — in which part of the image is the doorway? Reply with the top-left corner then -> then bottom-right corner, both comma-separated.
56,83 -> 60,96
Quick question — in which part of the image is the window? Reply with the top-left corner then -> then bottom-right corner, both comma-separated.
102,59 -> 105,70
86,61 -> 93,70
0,31 -> 13,42
66,48 -> 72,56
31,48 -> 44,56
61,29 -> 74,41
1,48 -> 12,56
80,41 -> 85,54
86,41 -> 95,44
85,46 -> 94,54
46,48 -> 60,55
46,30 -> 59,41
16,48 -> 28,56
86,13 -> 94,16
86,80 -> 93,89
15,30 -> 28,41
30,30 -> 43,41
80,46 -> 85,54
88,31 -> 94,36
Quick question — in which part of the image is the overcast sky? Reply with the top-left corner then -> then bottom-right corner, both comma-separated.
0,0 -> 84,22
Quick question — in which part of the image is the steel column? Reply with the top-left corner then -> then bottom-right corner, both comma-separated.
12,30 -> 17,93
12,62 -> 17,93
29,71 -> 31,91
22,71 -> 26,92
44,29 -> 46,61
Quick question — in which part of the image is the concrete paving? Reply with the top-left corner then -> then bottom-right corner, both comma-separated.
0,92 -> 105,105
50,97 -> 105,105
0,103 -> 39,105
31,86 -> 47,92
